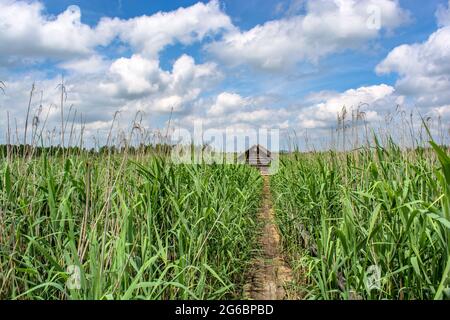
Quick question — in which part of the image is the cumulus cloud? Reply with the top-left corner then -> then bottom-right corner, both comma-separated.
0,0 -> 232,65
100,54 -> 221,112
0,0 -> 228,143
208,0 -> 409,71
97,0 -> 234,58
208,92 -> 249,116
297,84 -> 397,129
0,0 -> 234,143
105,55 -> 169,97
0,1 -> 109,63
3,0 -> 448,149
175,85 -> 401,143
369,0 -> 450,147
59,55 -> 110,74
376,2 -> 450,109
176,92 -> 291,132
0,53 -> 221,146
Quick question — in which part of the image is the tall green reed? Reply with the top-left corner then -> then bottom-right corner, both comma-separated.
272,139 -> 450,299
0,151 -> 262,300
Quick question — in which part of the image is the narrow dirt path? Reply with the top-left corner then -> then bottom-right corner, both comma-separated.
244,175 -> 294,300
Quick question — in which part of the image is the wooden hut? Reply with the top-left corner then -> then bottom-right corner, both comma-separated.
238,144 -> 272,174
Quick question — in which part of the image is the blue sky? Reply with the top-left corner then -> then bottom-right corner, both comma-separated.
1,0 -> 450,149
35,0 -> 442,92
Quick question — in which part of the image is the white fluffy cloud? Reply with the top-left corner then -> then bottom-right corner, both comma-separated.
0,0 -> 232,65
105,55 -> 169,97
59,55 -> 110,74
176,84 -> 400,138
0,1 -> 228,143
0,0 -> 233,143
208,92 -> 249,116
3,0 -> 448,148
176,92 -> 291,132
100,54 -> 221,112
0,53 -> 221,146
97,0 -> 233,58
368,0 -> 450,146
297,84 -> 397,129
208,0 -> 409,71
376,6 -> 450,109
0,1 -> 111,63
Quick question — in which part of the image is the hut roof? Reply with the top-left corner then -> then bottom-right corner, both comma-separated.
238,144 -> 273,162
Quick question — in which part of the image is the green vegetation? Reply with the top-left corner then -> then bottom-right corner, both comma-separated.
272,140 -> 450,299
0,151 -> 262,299
2,116 -> 450,300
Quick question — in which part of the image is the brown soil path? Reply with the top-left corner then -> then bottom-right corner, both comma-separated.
244,175 -> 294,300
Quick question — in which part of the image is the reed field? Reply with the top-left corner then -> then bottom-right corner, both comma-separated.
2,0 -> 450,306
272,137 -> 450,300
1,95 -> 450,300
0,150 -> 262,299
